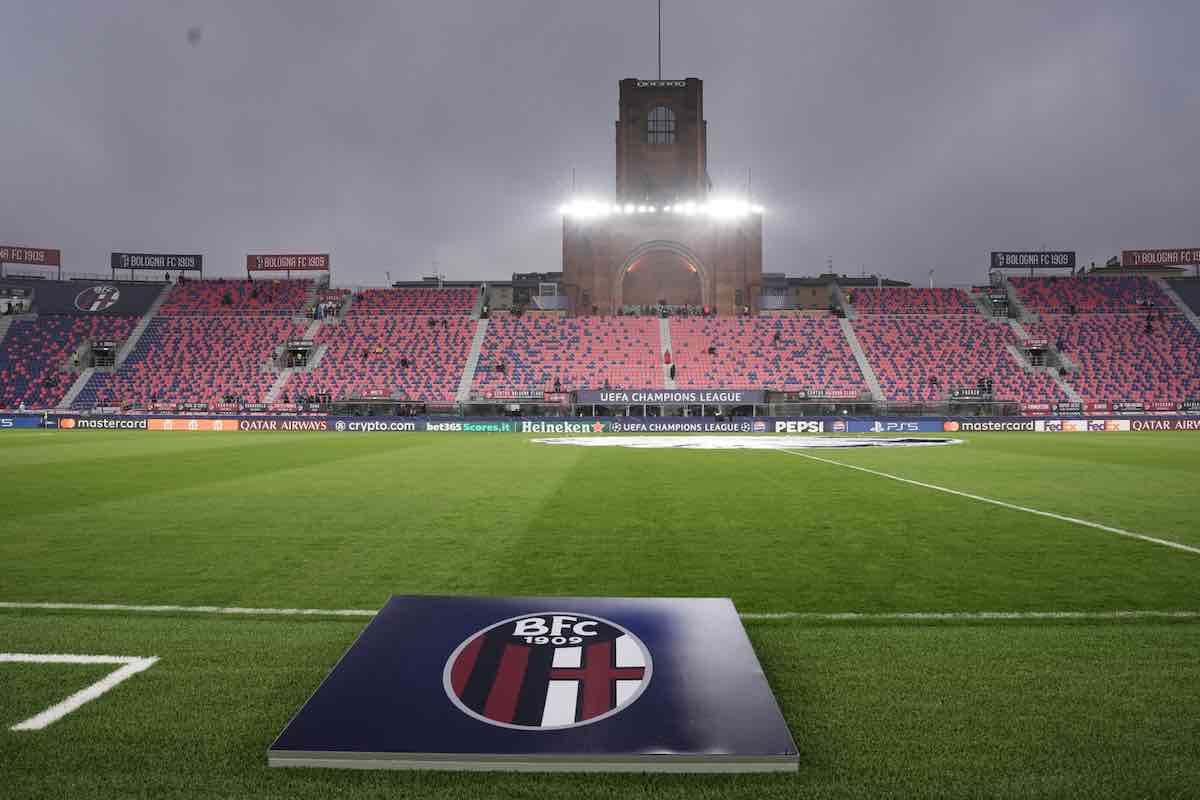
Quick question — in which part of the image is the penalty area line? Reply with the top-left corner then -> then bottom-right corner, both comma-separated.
0,601 -> 1197,624
0,653 -> 159,731
781,449 -> 1200,557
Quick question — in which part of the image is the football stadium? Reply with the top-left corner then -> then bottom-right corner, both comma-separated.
3,3 -> 1200,798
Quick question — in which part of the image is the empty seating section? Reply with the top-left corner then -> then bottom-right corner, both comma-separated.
1009,276 -> 1169,314
78,316 -> 305,406
473,316 -> 662,394
1025,314 -> 1200,403
0,315 -> 136,408
853,316 -> 1064,403
670,317 -> 866,393
14,272 -> 1200,410
158,279 -> 310,315
848,287 -> 975,314
351,287 -> 476,316
285,316 -> 474,402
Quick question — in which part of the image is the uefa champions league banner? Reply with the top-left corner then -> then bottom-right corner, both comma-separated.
575,389 -> 766,405
26,413 -> 1200,434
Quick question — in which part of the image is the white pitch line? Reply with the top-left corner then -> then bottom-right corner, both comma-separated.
739,610 -> 1200,621
782,449 -> 1200,556
0,601 -> 1197,624
0,653 -> 159,731
0,601 -> 377,617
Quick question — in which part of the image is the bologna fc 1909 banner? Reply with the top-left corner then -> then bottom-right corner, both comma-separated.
269,595 -> 797,772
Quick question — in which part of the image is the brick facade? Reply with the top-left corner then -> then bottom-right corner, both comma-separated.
563,77 -> 762,316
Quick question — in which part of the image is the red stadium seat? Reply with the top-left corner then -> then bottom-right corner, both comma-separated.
670,316 -> 866,393
0,315 -> 137,408
473,315 -> 663,394
285,316 -> 474,403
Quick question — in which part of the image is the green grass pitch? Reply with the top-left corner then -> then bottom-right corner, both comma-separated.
2,429 -> 1199,798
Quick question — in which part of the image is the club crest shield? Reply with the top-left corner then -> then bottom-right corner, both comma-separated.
444,612 -> 652,730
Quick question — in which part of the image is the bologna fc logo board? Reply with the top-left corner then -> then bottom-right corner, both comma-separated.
269,595 -> 798,772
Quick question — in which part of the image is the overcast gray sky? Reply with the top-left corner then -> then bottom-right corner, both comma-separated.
2,0 -> 1197,286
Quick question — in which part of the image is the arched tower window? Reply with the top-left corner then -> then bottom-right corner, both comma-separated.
647,106 -> 676,144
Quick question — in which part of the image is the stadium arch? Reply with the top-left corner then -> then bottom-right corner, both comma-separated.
611,239 -> 710,310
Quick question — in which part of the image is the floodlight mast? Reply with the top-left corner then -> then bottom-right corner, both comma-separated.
658,0 -> 663,80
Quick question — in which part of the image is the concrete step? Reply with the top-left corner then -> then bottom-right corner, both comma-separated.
1005,344 -> 1082,403
1155,277 -> 1200,334
832,284 -> 855,320
659,317 -> 676,389
839,318 -> 883,402
471,285 -> 486,319
337,293 -> 354,322
264,370 -> 291,404
1000,276 -> 1036,321
455,318 -> 490,403
117,282 -> 172,366
58,368 -> 96,410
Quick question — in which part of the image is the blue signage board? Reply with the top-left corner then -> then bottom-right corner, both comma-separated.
269,595 -> 798,772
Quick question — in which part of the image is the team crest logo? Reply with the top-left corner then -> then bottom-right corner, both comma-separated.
444,612 -> 652,730
75,285 -> 121,312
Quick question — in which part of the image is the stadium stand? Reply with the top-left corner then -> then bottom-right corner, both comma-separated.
14,269 -> 1198,412
847,287 -> 975,315
670,316 -> 866,394
157,279 -> 311,316
77,316 -> 306,406
1025,312 -> 1200,403
1009,276 -> 1170,314
472,315 -> 663,395
0,315 -> 137,408
350,287 -> 477,316
284,315 -> 474,403
852,315 -> 1066,402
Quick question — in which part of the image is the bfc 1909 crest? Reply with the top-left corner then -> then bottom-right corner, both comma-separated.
74,285 -> 121,312
443,612 -> 652,730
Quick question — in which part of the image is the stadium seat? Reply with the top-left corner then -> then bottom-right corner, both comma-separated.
350,287 -> 477,316
285,315 -> 474,402
1025,313 -> 1200,403
473,316 -> 663,394
669,316 -> 866,393
853,315 -> 1065,402
1009,276 -> 1170,314
847,287 -> 975,315
158,279 -> 311,316
0,315 -> 137,408
78,316 -> 306,406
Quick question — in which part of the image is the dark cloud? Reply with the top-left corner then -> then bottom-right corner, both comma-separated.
1,0 -> 1197,285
